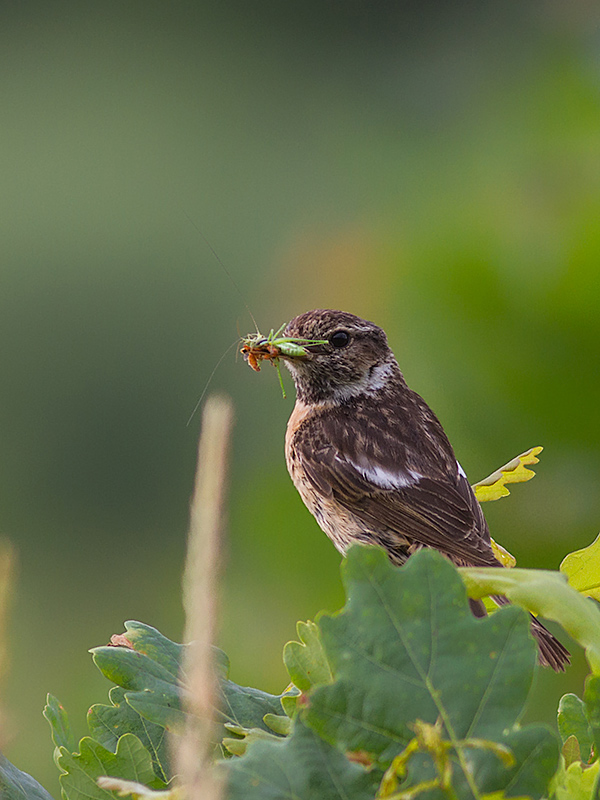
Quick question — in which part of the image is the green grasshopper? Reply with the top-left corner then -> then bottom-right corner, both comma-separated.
240,324 -> 327,398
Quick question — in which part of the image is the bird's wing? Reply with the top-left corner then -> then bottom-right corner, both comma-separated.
293,415 -> 498,568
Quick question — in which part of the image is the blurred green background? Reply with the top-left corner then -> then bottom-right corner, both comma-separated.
2,1 -> 600,793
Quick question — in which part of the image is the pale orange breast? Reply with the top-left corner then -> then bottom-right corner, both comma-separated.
285,400 -> 316,510
285,400 -> 369,555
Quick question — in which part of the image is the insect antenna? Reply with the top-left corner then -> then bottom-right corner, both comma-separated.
235,319 -> 243,362
186,338 -> 239,427
182,210 -> 260,334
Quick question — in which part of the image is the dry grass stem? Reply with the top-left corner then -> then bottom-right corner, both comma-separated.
0,539 -> 16,749
174,395 -> 233,800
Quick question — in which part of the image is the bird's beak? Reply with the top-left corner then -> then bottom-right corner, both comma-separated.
276,344 -> 311,361
277,339 -> 329,360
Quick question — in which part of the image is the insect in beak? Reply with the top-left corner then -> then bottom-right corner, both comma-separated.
240,325 -> 327,396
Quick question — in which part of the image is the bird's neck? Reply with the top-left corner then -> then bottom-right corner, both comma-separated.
292,356 -> 407,405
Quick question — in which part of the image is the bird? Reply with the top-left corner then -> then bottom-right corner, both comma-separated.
278,308 -> 570,671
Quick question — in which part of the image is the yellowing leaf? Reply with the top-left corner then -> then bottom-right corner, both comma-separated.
481,793 -> 530,800
490,538 -> 517,568
560,533 -> 600,601
549,758 -> 599,800
96,778 -> 182,799
470,448 -> 544,569
472,446 -> 543,503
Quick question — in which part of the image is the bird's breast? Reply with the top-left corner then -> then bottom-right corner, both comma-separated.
285,400 -> 377,555
285,400 -> 318,510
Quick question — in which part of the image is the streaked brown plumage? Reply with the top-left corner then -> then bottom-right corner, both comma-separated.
280,309 -> 569,671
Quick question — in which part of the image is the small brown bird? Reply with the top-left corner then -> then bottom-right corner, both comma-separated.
278,309 -> 569,671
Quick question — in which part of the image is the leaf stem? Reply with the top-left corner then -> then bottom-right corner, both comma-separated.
427,686 -> 483,800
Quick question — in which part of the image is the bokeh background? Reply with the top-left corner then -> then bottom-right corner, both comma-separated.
2,1 -> 600,793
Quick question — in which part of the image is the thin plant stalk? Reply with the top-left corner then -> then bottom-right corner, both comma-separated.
0,539 -> 16,750
173,395 -> 233,800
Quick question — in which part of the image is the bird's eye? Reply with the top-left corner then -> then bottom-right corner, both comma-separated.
329,330 -> 350,348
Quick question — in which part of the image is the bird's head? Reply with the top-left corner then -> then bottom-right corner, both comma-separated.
281,309 -> 401,404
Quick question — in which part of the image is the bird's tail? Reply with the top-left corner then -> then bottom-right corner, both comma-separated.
531,616 -> 571,671
469,596 -> 570,671
489,594 -> 570,672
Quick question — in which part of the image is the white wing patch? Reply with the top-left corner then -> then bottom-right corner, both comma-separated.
457,462 -> 467,479
347,457 -> 422,490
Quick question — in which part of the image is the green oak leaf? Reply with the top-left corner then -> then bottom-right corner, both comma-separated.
222,718 -> 379,800
305,546 -> 558,800
472,725 -> 559,799
280,686 -> 301,718
88,686 -> 170,782
558,693 -> 594,763
0,753 -> 55,800
459,565 -> 600,674
264,713 -> 292,735
222,713 -> 293,756
112,621 -> 227,680
90,621 -> 285,747
222,723 -> 283,756
56,733 -> 165,800
584,676 -> 600,762
282,620 -> 333,717
219,678 -> 286,735
284,620 -> 334,693
44,694 -> 76,752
